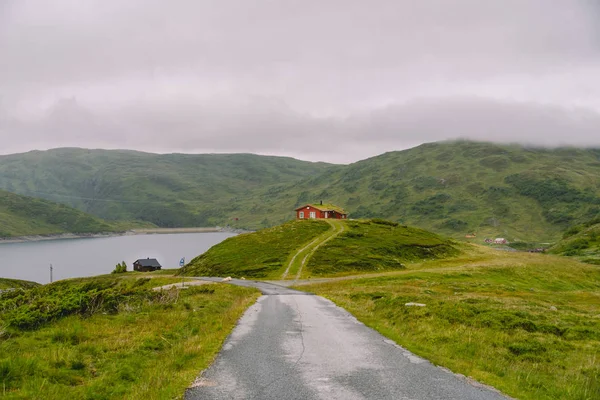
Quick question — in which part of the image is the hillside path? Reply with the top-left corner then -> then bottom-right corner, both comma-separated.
281,219 -> 345,281
184,278 -> 508,400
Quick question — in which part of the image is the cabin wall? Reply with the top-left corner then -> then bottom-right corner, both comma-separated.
296,206 -> 324,219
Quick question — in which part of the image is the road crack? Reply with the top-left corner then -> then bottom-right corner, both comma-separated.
249,296 -> 306,399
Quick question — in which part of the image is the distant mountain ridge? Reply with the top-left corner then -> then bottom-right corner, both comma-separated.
0,149 -> 333,227
1,141 -> 599,242
244,140 -> 600,241
0,189 -> 132,238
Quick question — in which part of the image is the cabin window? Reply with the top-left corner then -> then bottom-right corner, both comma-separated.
309,211 -> 316,219
299,211 -> 304,219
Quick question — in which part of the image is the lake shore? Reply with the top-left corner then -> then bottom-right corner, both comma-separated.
0,226 -> 250,244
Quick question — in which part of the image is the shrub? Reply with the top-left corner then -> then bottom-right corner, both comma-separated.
371,218 -> 399,227
508,341 -> 547,356
111,261 -> 127,274
565,238 -> 590,251
0,279 -> 165,330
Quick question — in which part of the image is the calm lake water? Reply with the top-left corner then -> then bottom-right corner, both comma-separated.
0,232 -> 236,284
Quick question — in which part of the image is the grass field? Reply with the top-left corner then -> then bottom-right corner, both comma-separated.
180,219 -> 461,280
180,220 -> 331,279
298,248 -> 600,400
0,274 -> 259,399
282,219 -> 345,280
306,219 -> 460,277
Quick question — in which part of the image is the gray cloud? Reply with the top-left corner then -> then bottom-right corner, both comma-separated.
1,0 -> 599,162
3,96 -> 600,163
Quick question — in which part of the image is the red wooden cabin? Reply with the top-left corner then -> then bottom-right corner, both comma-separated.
295,203 -> 347,220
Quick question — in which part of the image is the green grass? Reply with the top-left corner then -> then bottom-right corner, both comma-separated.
282,219 -> 345,280
179,219 -> 461,279
0,275 -> 259,399
297,250 -> 600,400
180,220 -> 331,279
0,278 -> 39,290
0,189 -> 152,238
305,219 -> 460,277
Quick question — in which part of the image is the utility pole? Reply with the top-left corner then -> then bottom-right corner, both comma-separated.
50,264 -> 53,283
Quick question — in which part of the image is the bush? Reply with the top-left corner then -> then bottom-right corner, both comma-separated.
563,226 -> 582,239
0,279 -> 164,330
371,218 -> 399,227
565,238 -> 590,251
111,261 -> 127,274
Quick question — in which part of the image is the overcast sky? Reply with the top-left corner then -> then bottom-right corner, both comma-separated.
1,0 -> 600,163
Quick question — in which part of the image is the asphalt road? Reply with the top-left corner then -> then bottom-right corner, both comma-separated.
185,278 -> 508,400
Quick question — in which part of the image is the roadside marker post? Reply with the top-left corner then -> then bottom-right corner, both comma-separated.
179,257 -> 185,287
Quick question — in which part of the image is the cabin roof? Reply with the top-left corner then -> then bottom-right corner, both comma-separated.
295,203 -> 347,214
134,258 -> 162,267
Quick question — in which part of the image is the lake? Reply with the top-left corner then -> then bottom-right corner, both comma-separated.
0,232 -> 236,284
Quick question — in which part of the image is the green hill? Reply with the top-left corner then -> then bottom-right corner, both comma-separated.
238,141 -> 600,241
180,219 -> 460,279
0,277 -> 40,290
0,189 -> 140,238
0,149 -> 332,227
1,141 -> 600,242
550,217 -> 600,264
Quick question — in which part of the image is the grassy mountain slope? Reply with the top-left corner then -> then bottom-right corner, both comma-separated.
0,149 -> 332,227
1,141 -> 599,242
550,216 -> 600,264
0,189 -> 140,238
242,141 -> 600,241
180,219 -> 460,278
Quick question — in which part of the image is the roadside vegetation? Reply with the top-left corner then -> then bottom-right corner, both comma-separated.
298,249 -> 600,400
0,274 -> 259,399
